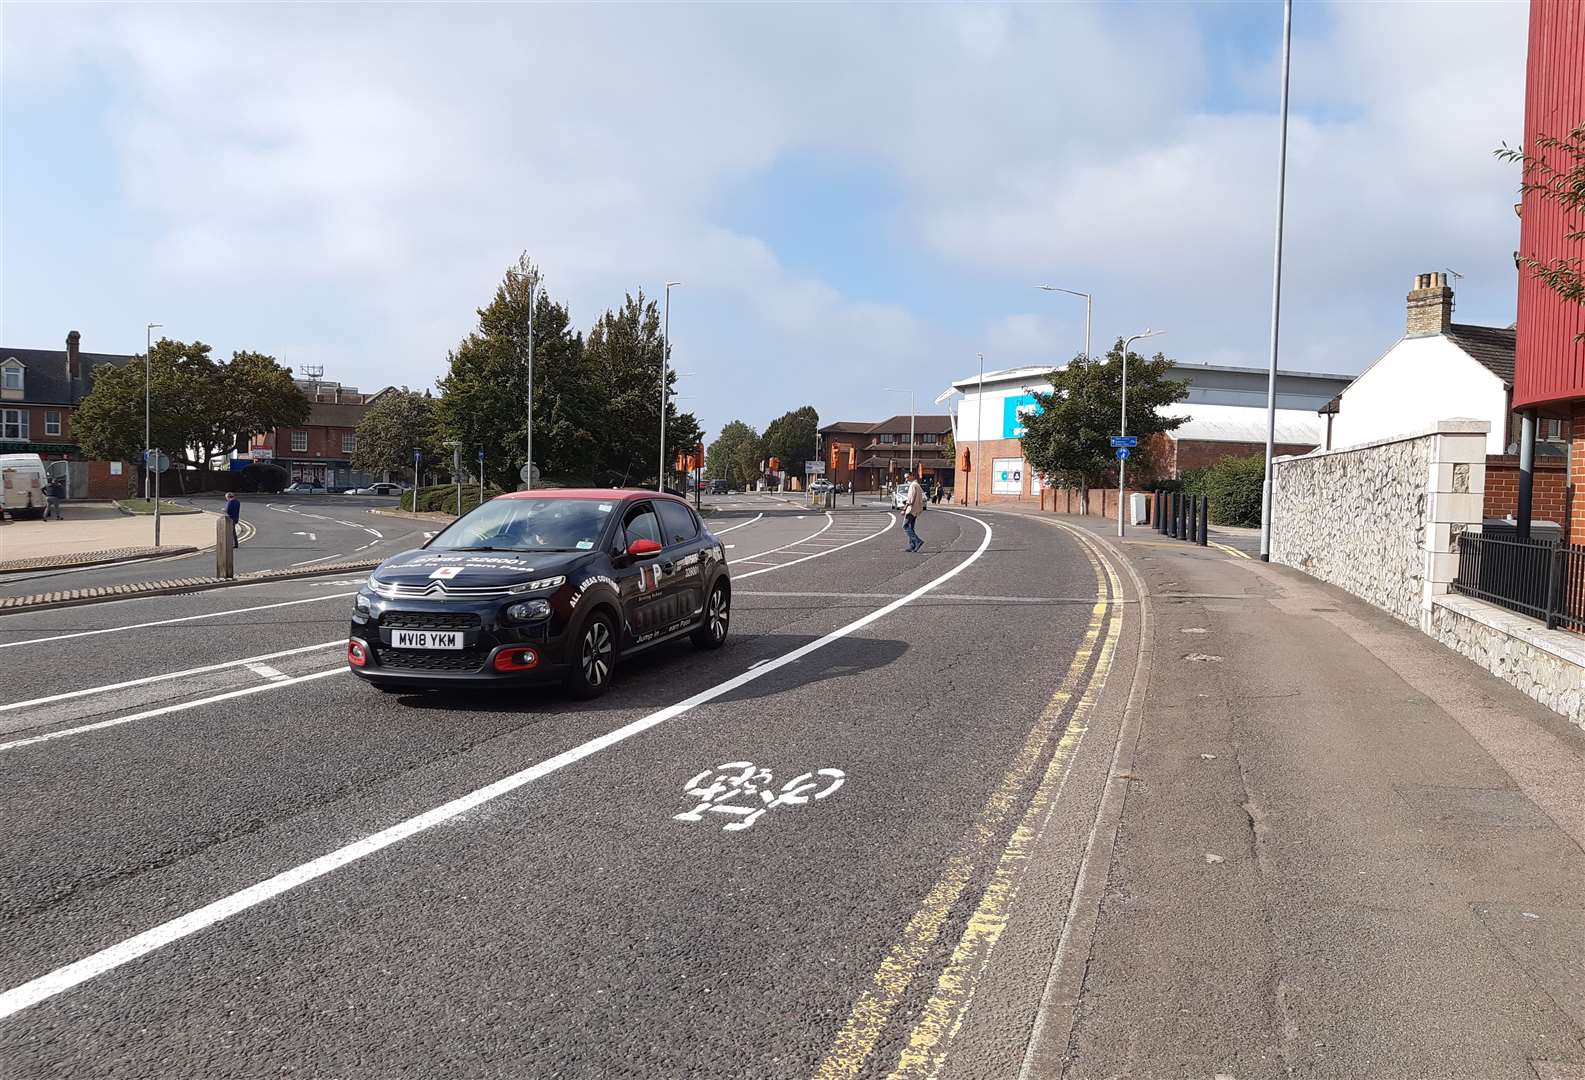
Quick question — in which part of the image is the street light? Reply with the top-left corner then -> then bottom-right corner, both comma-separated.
1259,0 -> 1294,562
659,281 -> 682,492
144,323 -> 161,502
883,387 -> 917,477
1036,285 -> 1092,360
1117,328 -> 1165,538
505,268 -> 536,490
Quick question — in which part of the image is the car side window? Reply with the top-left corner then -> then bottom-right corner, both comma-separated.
622,502 -> 663,548
656,500 -> 698,546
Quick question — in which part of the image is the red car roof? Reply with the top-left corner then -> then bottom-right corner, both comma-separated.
497,488 -> 687,502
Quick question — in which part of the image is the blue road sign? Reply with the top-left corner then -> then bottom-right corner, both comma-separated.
1116,447 -> 1131,460
478,449 -> 485,463
1109,435 -> 1138,448
413,449 -> 422,464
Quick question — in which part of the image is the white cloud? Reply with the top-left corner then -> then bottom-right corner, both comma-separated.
1,1 -> 1530,436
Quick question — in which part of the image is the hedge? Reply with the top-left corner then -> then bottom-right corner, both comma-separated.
1182,454 -> 1266,527
400,484 -> 506,515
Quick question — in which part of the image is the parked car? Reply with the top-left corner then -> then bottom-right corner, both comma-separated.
283,481 -> 327,494
348,489 -> 732,698
709,479 -> 730,495
891,485 -> 911,511
351,482 -> 404,496
809,479 -> 834,495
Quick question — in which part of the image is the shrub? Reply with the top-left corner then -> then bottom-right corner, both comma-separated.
236,463 -> 289,493
401,483 -> 505,515
1183,454 -> 1266,527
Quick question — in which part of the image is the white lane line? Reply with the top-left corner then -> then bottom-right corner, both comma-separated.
711,513 -> 763,535
0,513 -> 993,1021
244,663 -> 289,682
726,512 -> 834,564
0,594 -> 357,649
289,553 -> 345,567
0,668 -> 345,755
0,641 -> 344,714
735,514 -> 895,580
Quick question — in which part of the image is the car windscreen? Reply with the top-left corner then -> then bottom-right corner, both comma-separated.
432,497 -> 616,553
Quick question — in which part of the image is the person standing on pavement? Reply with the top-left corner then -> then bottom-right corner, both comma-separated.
901,472 -> 925,552
224,491 -> 242,547
44,476 -> 65,521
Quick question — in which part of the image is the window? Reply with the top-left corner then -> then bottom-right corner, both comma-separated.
1,409 -> 27,440
341,433 -> 357,454
656,500 -> 698,545
879,432 -> 896,444
1,362 -> 22,391
921,433 -> 939,444
290,431 -> 308,452
433,497 -> 615,553
44,411 -> 61,436
622,502 -> 663,549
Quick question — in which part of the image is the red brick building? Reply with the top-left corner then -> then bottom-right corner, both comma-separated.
0,330 -> 136,498
248,377 -> 392,488
1508,0 -> 1585,540
817,416 -> 952,492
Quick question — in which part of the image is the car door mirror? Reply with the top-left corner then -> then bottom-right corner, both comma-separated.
626,538 -> 663,558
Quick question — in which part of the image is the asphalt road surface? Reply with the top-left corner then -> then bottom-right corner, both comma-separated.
0,503 -> 1139,1079
0,494 -> 434,597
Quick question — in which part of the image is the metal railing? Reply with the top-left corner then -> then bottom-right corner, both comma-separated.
1452,531 -> 1585,632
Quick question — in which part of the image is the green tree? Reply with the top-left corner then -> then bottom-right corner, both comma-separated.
707,420 -> 762,488
1498,121 -> 1585,341
581,290 -> 703,487
436,255 -> 595,490
74,339 -> 306,479
353,388 -> 445,482
761,405 -> 819,485
1019,341 -> 1188,512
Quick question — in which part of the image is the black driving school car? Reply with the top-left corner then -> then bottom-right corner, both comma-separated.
348,489 -> 731,697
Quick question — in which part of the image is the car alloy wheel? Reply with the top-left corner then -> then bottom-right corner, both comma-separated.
581,619 -> 613,687
707,587 -> 729,642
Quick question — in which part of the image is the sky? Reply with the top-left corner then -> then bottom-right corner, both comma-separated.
1,1 -> 1531,443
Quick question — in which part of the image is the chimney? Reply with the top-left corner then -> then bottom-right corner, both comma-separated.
1406,272 -> 1454,337
65,330 -> 81,381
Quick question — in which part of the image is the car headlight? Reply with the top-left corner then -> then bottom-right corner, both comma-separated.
506,599 -> 553,621
354,593 -> 371,614
508,575 -> 566,594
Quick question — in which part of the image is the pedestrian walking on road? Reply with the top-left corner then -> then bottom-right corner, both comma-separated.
44,477 -> 65,521
224,491 -> 242,547
901,472 -> 925,552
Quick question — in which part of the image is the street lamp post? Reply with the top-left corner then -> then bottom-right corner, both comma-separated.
1118,329 -> 1165,538
660,282 -> 681,492
506,268 -> 537,490
974,353 -> 984,506
144,323 -> 161,501
1259,0 -> 1294,562
1036,285 -> 1092,360
883,387 -> 916,478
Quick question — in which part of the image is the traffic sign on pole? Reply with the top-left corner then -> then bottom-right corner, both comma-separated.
1109,436 -> 1138,448
1116,447 -> 1131,460
519,463 -> 541,484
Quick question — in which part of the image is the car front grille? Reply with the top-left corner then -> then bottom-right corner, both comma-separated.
379,610 -> 482,630
377,645 -> 490,672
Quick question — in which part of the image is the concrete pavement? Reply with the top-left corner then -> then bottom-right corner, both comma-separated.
1048,513 -> 1585,1080
0,501 -> 217,560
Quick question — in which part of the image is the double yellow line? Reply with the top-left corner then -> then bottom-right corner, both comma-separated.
813,530 -> 1125,1080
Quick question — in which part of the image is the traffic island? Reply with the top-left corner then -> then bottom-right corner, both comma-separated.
0,559 -> 382,613
0,545 -> 200,575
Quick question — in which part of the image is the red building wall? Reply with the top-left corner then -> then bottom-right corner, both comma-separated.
1511,0 -> 1585,410
1485,455 -> 1569,522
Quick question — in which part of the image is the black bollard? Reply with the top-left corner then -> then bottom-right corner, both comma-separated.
1169,492 -> 1180,539
1188,492 -> 1197,542
1198,495 -> 1209,545
1178,490 -> 1188,539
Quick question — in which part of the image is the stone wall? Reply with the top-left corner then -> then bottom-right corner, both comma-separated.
1271,420 -> 1488,628
1430,596 -> 1585,732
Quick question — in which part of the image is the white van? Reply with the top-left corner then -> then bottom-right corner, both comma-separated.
0,453 -> 48,520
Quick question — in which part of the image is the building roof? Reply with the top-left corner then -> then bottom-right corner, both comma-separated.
303,401 -> 374,428
0,347 -> 133,405
867,414 -> 952,435
948,365 -> 1057,392
1163,402 -> 1323,445
819,420 -> 875,436
1443,323 -> 1516,386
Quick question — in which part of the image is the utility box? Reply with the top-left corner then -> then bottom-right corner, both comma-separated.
1130,492 -> 1149,524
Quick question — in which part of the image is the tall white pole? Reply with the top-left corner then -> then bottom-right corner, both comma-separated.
1119,336 -> 1134,538
975,353 -> 984,506
660,282 -> 680,492
144,323 -> 159,500
909,391 -> 916,475
1259,0 -> 1293,562
527,276 -> 535,491
1084,294 -> 1092,360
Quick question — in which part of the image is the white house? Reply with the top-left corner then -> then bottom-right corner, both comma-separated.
1326,273 -> 1538,457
